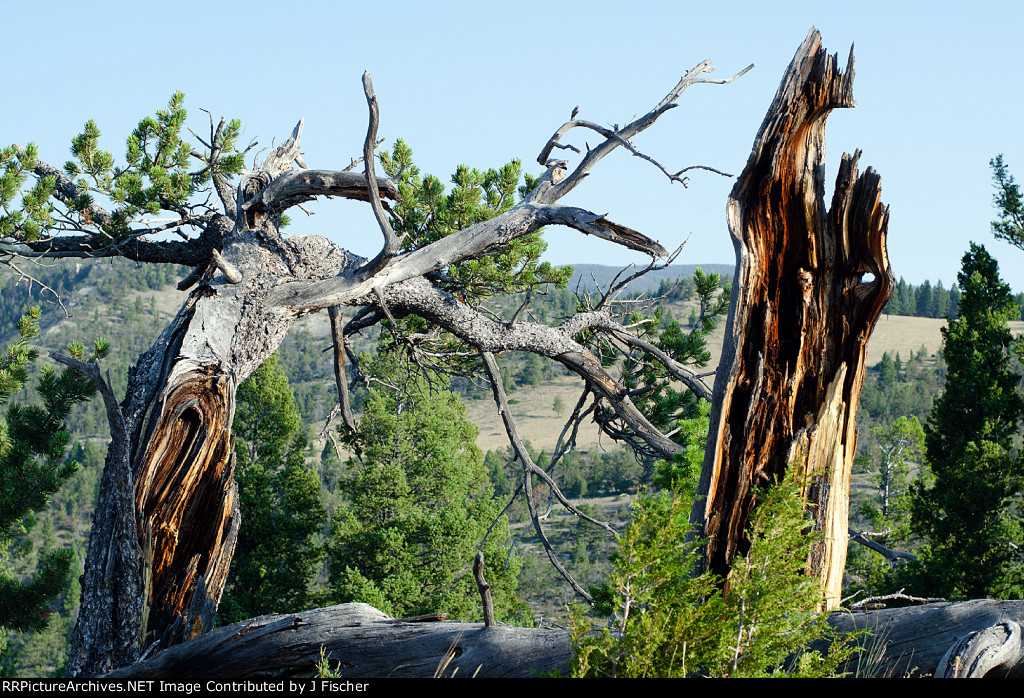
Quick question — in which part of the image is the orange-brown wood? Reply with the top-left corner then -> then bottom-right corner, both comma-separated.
134,369 -> 239,648
692,29 -> 894,608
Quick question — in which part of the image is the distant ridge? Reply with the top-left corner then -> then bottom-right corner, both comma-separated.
564,263 -> 735,294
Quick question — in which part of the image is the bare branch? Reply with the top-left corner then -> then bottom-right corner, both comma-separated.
335,278 -> 683,460
269,203 -> 665,314
328,305 -> 357,433
609,328 -> 714,402
0,256 -> 70,315
239,169 -> 397,231
355,72 -> 401,280
480,351 -> 593,603
210,249 -> 242,284
473,552 -> 495,628
533,60 -> 753,203
848,528 -> 918,563
341,137 -> 384,173
846,588 -> 943,610
539,119 -> 732,188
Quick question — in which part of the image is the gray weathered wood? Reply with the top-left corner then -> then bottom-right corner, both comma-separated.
39,60 -> 753,675
109,604 -> 571,679
105,600 -> 1024,678
831,601 -> 1024,677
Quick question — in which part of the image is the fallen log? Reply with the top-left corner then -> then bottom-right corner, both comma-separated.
831,600 -> 1024,677
106,600 -> 1024,678
109,603 -> 572,679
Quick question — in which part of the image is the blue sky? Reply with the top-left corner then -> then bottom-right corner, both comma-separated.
4,0 -> 1022,289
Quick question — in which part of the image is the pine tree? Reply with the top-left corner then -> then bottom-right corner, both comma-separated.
915,279 -> 933,318
570,478 -> 855,678
329,352 -> 530,624
991,155 -> 1024,252
1,309 -> 106,658
909,243 -> 1024,599
219,353 -> 326,623
932,280 -> 951,318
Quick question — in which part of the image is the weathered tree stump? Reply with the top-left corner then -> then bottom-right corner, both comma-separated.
690,28 -> 895,608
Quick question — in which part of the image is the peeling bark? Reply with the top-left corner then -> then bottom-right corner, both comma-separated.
690,29 -> 894,609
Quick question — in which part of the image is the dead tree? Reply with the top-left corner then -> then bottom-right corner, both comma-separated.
689,29 -> 894,609
2,55 -> 751,676
103,600 -> 1024,679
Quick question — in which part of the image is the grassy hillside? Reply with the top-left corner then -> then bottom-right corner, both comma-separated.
2,256 -> 1020,673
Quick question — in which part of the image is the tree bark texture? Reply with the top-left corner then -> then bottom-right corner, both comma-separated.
104,600 -> 1024,678
831,601 -> 1024,678
690,29 -> 894,609
109,604 -> 571,679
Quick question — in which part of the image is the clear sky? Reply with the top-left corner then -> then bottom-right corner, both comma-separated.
4,0 -> 1022,290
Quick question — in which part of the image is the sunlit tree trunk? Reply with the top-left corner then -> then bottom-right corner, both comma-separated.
691,29 -> 895,609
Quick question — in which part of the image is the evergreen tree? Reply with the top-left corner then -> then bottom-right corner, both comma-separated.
909,243 -> 1024,599
1,309 -> 105,665
915,279 -> 933,318
329,353 -> 530,625
620,267 -> 729,448
991,155 -> 1024,252
570,477 -> 856,678
932,280 -> 951,318
219,353 -> 326,623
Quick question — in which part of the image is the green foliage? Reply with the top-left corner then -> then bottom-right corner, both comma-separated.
861,416 -> 925,540
1,309 -> 104,641
908,244 -> 1024,599
551,395 -> 565,416
329,352 -> 530,625
315,646 -> 342,678
378,139 -> 571,304
619,268 -> 728,444
3,94 -> 243,242
858,349 -> 944,431
883,277 -> 959,318
0,144 -> 55,242
991,154 -> 1024,252
219,354 -> 327,623
571,479 -> 855,678
845,416 -> 925,594
653,399 -> 710,498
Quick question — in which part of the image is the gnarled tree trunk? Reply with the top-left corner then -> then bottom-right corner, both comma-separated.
690,29 -> 895,608
65,227 -> 333,675
51,62 -> 755,675
44,27 -> 900,676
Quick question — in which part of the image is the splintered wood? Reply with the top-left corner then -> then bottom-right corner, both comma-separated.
135,369 -> 239,647
692,28 -> 894,609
